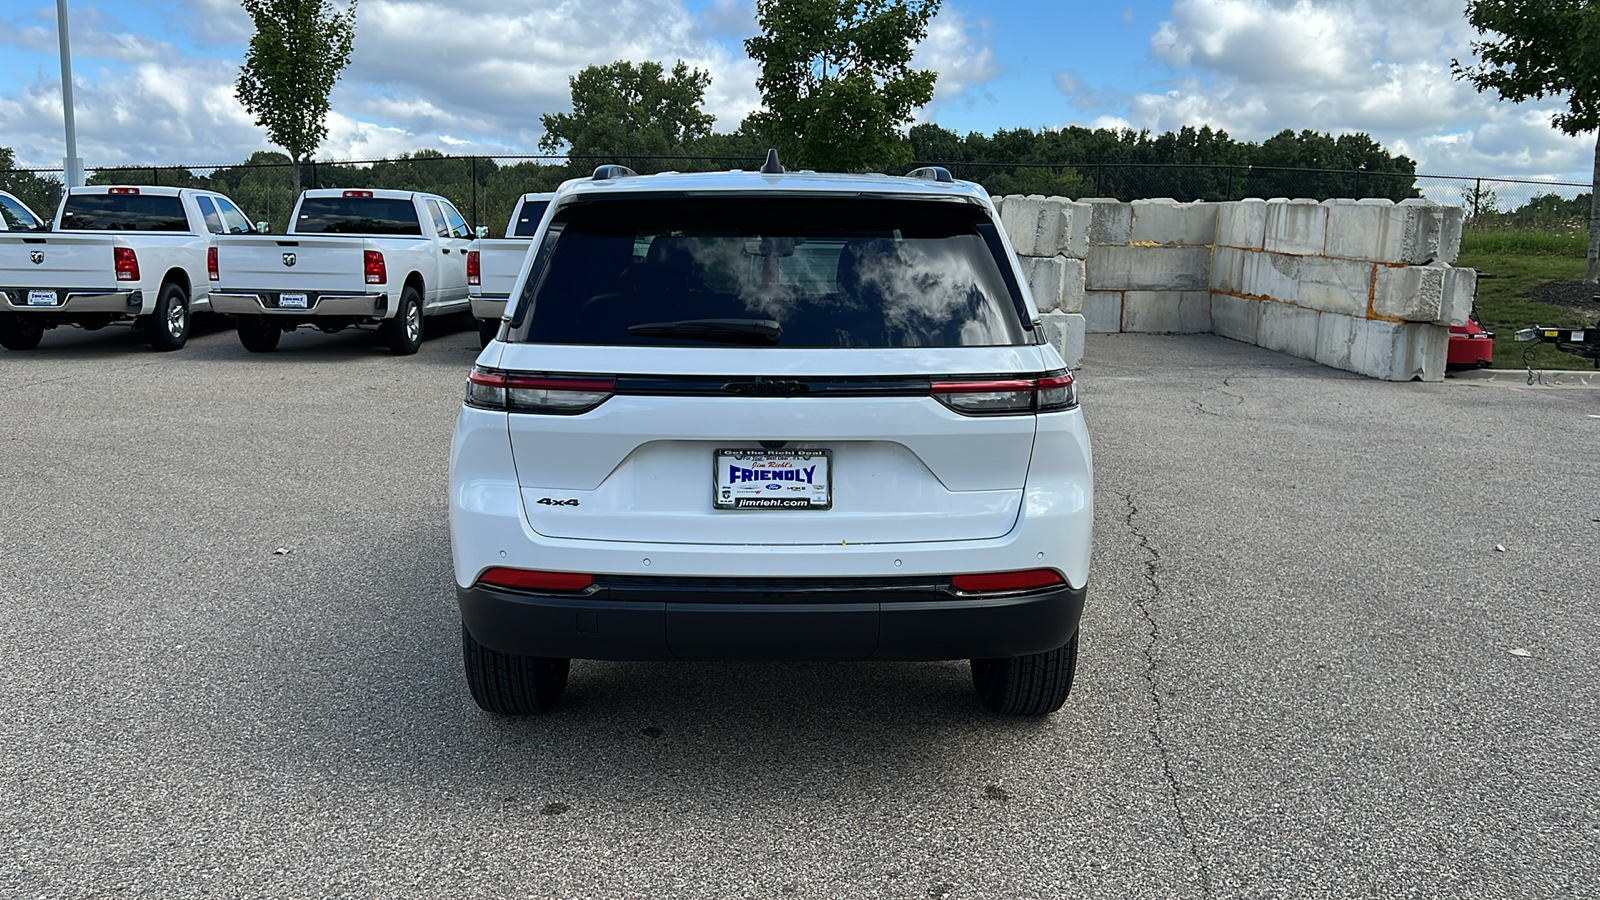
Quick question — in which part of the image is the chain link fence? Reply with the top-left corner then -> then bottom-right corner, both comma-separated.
4,154 -> 1590,235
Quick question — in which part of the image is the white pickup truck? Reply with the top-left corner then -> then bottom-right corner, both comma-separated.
210,188 -> 474,354
466,192 -> 551,347
0,185 -> 254,352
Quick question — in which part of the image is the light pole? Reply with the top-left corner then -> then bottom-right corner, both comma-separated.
56,0 -> 83,188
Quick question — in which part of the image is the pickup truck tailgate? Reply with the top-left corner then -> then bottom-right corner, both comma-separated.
213,235 -> 372,294
0,233 -> 119,291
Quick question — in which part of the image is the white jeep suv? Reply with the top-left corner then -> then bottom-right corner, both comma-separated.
449,157 -> 1093,716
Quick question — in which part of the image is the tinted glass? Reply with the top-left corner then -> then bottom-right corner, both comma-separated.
442,203 -> 471,238
513,197 -> 1026,348
294,197 -> 422,235
215,197 -> 253,234
510,200 -> 550,237
195,196 -> 224,234
59,194 -> 188,232
426,200 -> 449,237
0,196 -> 44,231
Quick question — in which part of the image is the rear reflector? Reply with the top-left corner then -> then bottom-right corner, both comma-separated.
932,371 -> 1076,415
207,246 -> 219,281
343,190 -> 374,198
107,187 -> 140,195
466,367 -> 615,415
477,567 -> 593,592
466,249 -> 480,285
364,250 -> 387,285
950,569 -> 1065,594
114,247 -> 140,282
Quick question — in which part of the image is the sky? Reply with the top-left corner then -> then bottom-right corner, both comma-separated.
0,0 -> 1592,189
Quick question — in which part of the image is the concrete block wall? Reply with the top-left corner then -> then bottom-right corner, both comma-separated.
995,194 -> 1471,382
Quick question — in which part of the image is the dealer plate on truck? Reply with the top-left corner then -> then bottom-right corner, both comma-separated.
715,448 -> 831,510
26,290 -> 59,306
278,292 -> 309,309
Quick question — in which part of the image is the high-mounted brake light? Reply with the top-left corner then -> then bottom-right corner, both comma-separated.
931,371 -> 1077,415
207,246 -> 219,281
466,367 -> 615,415
466,249 -> 481,286
343,190 -> 374,198
114,247 -> 140,282
107,187 -> 140,195
950,569 -> 1064,594
476,567 -> 594,592
364,250 -> 387,284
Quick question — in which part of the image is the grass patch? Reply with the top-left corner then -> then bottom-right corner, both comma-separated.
1456,231 -> 1597,370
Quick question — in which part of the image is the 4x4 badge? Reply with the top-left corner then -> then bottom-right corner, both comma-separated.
29,251 -> 43,265
282,252 -> 297,267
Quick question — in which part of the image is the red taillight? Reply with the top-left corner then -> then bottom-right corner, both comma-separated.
343,190 -> 374,198
114,247 -> 140,282
364,250 -> 386,285
465,367 -> 615,414
466,249 -> 480,286
207,246 -> 219,281
950,569 -> 1065,594
477,567 -> 594,592
107,187 -> 140,195
931,371 -> 1076,415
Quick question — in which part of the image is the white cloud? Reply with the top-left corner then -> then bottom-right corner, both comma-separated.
912,6 -> 1000,115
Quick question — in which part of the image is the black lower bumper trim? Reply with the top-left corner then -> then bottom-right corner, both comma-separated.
457,579 -> 1086,662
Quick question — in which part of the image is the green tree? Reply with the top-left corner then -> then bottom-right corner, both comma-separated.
744,0 -> 939,172
0,147 -> 63,219
1454,0 -> 1600,281
236,0 -> 358,198
539,60 -> 716,171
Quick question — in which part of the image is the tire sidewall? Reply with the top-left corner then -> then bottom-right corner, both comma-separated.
146,283 -> 189,351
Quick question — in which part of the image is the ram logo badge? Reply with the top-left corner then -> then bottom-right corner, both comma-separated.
282,252 -> 297,267
29,251 -> 44,265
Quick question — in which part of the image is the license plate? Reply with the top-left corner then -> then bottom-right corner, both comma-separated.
26,290 -> 58,307
278,292 -> 308,309
715,449 -> 831,510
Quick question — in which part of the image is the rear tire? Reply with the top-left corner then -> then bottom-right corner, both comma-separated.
0,315 -> 44,351
382,287 -> 423,355
144,282 -> 189,351
971,631 -> 1078,716
477,317 -> 498,348
236,315 -> 281,352
462,622 -> 569,715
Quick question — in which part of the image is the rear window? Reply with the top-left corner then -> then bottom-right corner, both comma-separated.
59,194 -> 188,232
293,197 -> 422,235
510,197 -> 1027,348
510,200 -> 551,237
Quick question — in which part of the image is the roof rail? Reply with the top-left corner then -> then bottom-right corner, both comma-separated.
592,164 -> 638,181
907,166 -> 954,184
760,148 -> 784,175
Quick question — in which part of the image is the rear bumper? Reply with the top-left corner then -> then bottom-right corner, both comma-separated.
211,291 -> 388,317
470,296 -> 508,320
2,288 -> 142,314
458,578 -> 1086,662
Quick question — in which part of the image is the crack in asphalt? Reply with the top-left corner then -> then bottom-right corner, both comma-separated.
1192,372 -> 1246,417
1121,491 -> 1214,898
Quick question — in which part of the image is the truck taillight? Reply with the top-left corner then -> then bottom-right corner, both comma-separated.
465,367 -> 615,415
207,246 -> 219,281
466,250 -> 480,285
343,190 -> 373,198
114,247 -> 140,282
364,250 -> 386,285
931,371 -> 1077,415
107,187 -> 140,195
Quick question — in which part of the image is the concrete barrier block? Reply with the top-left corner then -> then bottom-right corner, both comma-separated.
1348,319 -> 1447,382
1036,198 -> 1091,258
1242,250 -> 1302,304
1059,256 -> 1086,313
1217,199 -> 1267,249
1022,255 -> 1065,311
1438,207 -> 1464,265
1373,264 -> 1444,322
1086,245 -> 1211,291
1323,199 -> 1392,261
1039,311 -> 1087,368
1438,266 -> 1475,326
1122,291 -> 1212,333
1297,257 -> 1374,316
1263,199 -> 1328,256
999,194 -> 1042,256
1380,199 -> 1445,265
1083,291 -> 1122,332
1210,246 -> 1247,294
1084,199 -> 1132,245
1211,293 -> 1261,344
991,195 -> 1006,219
1258,302 -> 1321,359
1130,200 -> 1219,246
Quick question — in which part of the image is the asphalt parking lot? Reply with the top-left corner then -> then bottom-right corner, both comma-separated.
3,318 -> 1597,899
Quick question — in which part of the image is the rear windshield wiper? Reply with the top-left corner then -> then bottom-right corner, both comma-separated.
627,318 -> 782,345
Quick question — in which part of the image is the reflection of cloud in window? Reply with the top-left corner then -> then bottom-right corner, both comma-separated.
850,239 -> 1007,346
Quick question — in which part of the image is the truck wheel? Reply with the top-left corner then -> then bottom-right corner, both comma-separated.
236,316 -> 281,352
461,622 -> 569,714
144,282 -> 189,351
382,287 -> 423,355
477,317 -> 498,348
0,315 -> 44,351
971,630 -> 1078,716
